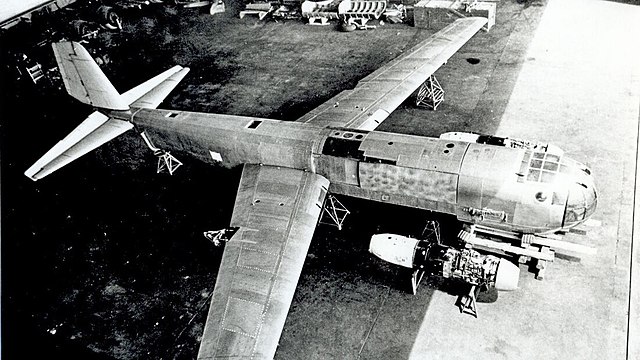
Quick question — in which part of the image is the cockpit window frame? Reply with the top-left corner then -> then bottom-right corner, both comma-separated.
526,152 -> 561,183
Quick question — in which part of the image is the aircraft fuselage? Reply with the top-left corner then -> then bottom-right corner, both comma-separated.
130,107 -> 597,235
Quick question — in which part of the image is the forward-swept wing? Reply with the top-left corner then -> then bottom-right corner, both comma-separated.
296,17 -> 487,130
197,17 -> 486,359
198,165 -> 329,359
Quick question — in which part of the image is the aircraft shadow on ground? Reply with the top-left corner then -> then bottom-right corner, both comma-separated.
275,197 -> 496,359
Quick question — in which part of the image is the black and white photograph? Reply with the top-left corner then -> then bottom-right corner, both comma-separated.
1,0 -> 638,358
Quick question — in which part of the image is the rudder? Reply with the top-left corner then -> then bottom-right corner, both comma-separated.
52,41 -> 129,110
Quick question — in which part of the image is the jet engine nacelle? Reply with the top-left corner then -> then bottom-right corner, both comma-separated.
370,234 -> 519,291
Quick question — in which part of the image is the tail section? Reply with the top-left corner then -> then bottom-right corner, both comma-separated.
25,113 -> 133,180
122,65 -> 190,108
25,41 -> 190,181
52,41 -> 129,111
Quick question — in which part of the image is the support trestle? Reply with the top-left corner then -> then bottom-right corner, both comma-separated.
308,16 -> 332,25
411,220 -> 441,294
320,195 -> 350,230
140,131 -> 183,175
458,225 -> 552,279
156,151 -> 183,175
411,268 -> 426,295
204,227 -> 239,246
344,17 -> 376,30
457,284 -> 480,318
456,224 -> 593,280
420,220 -> 441,244
416,75 -> 444,110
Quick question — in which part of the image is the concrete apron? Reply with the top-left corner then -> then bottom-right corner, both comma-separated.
407,1 -> 640,359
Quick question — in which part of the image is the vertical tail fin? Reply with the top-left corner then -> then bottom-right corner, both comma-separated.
52,41 -> 129,110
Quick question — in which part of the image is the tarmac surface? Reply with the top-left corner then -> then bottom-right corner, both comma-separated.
1,0 -> 639,359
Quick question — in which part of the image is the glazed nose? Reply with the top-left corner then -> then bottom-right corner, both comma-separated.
563,181 -> 597,229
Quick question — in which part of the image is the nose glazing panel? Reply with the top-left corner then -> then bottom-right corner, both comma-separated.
562,158 -> 597,229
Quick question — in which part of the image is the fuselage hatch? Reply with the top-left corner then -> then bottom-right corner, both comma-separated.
130,108 -> 597,236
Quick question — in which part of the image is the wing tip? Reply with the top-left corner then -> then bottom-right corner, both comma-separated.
24,169 -> 40,181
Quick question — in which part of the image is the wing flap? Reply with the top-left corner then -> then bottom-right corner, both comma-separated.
198,165 -> 329,359
295,17 -> 487,130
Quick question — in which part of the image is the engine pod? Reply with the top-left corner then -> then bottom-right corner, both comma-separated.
494,258 -> 520,291
369,233 -> 419,269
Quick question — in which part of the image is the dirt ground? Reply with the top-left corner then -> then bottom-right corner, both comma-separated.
3,0 -> 615,359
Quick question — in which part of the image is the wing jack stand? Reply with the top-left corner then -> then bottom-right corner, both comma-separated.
415,75 -> 444,110
204,227 -> 239,246
320,195 -> 350,230
140,131 -> 183,175
457,284 -> 481,318
409,220 -> 440,294
420,220 -> 441,244
156,152 -> 183,175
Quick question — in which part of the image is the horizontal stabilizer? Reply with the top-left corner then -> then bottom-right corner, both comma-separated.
124,66 -> 190,109
53,41 -> 129,110
26,41 -> 190,181
25,112 -> 133,181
